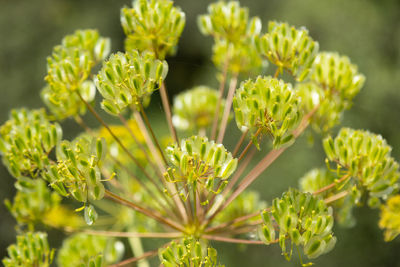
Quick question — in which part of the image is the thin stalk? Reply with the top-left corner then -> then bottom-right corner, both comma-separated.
138,101 -> 168,165
73,229 -> 181,239
110,157 -> 180,220
232,129 -> 249,157
324,190 -> 349,204
238,128 -> 262,162
205,211 -> 260,233
75,91 -> 158,188
108,248 -> 159,267
313,174 -> 351,195
133,108 -> 189,223
118,114 -> 162,175
104,190 -> 185,233
217,73 -> 239,144
211,57 -> 230,140
223,147 -> 256,196
160,82 -> 178,144
74,114 -> 171,214
202,235 -> 265,245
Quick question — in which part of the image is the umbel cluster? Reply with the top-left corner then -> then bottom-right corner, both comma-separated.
2,0 -> 399,266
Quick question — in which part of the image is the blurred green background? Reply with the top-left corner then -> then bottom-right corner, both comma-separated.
1,0 -> 399,266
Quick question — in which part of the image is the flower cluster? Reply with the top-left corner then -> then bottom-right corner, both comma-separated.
159,237 -> 224,267
95,50 -> 168,114
42,29 -> 110,119
198,1 -> 263,74
165,136 -> 237,195
44,135 -> 107,205
255,21 -> 319,81
4,179 -> 61,227
260,189 -> 336,259
3,232 -> 54,267
121,0 -> 185,59
57,234 -> 124,267
0,108 -> 62,179
323,128 -> 400,203
297,52 -> 365,132
172,86 -> 226,132
233,76 -> 301,148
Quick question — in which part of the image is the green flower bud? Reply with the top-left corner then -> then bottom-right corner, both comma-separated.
165,136 -> 237,194
256,21 -> 319,81
172,86 -> 226,132
199,1 -> 263,74
212,39 -> 264,74
159,237 -> 224,267
121,0 -> 185,59
57,234 -> 124,267
323,128 -> 400,201
233,76 -> 302,148
311,52 -> 365,100
260,188 -> 336,260
46,135 -> 106,203
0,109 -> 62,179
42,29 -> 110,120
2,232 -> 55,267
95,50 -> 168,115
198,1 -> 257,43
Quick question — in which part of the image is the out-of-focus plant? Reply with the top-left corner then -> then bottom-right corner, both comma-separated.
2,0 -> 399,266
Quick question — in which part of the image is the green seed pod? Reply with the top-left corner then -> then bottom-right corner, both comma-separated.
172,86 -> 226,132
233,76 -> 302,148
42,30 -> 110,120
199,1 -> 264,74
323,128 -> 400,201
159,237 -> 224,267
95,50 -> 168,115
257,21 -> 319,81
121,0 -> 185,59
259,188 -> 336,260
0,109 -> 62,179
2,232 -> 55,267
57,234 -> 124,267
49,135 -> 107,203
165,136 -> 237,195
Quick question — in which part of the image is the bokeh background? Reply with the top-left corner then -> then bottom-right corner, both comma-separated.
0,0 -> 399,266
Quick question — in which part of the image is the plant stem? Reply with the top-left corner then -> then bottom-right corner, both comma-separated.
72,229 -> 181,239
324,190 -> 349,204
238,128 -> 262,162
160,82 -> 178,144
232,129 -> 249,157
138,102 -> 168,165
104,190 -> 185,233
202,235 -> 265,245
131,111 -> 166,175
211,57 -> 230,140
108,248 -> 159,267
205,211 -> 260,233
217,73 -> 238,144
313,174 -> 351,195
274,67 -> 281,78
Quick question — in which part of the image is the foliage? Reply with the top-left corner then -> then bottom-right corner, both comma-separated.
1,0 -> 399,266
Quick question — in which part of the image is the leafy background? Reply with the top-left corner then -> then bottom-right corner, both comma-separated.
0,0 -> 399,266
